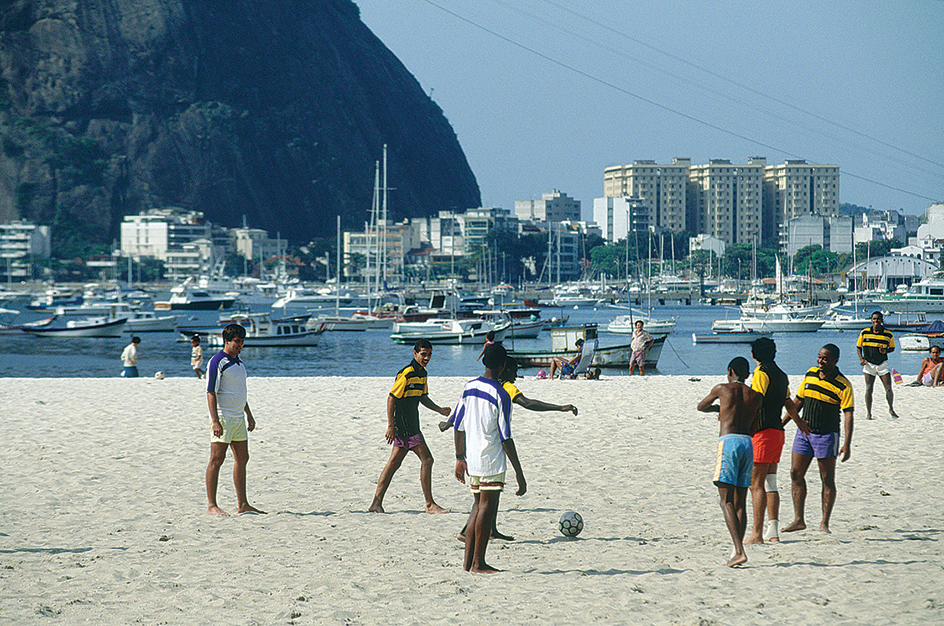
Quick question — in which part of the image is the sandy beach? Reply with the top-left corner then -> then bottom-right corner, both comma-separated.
1,374 -> 941,625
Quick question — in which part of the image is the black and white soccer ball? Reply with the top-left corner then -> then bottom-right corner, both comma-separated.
558,511 -> 583,537
154,371 -> 165,380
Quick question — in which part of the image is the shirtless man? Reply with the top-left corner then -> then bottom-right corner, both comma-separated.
697,357 -> 762,567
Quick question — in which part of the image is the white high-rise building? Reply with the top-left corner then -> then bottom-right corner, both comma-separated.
514,190 -> 580,223
764,160 -> 840,246
688,158 -> 764,246
592,196 -> 649,243
603,158 -> 690,232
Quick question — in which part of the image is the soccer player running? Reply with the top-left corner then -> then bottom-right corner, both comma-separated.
697,357 -> 762,567
783,344 -> 854,534
453,343 -> 526,573
745,338 -> 806,545
368,339 -> 452,514
856,311 -> 898,419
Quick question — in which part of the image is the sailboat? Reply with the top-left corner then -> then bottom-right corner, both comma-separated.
822,244 -> 871,330
605,230 -> 677,335
315,215 -> 369,331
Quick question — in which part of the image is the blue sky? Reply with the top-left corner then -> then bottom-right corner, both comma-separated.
356,0 -> 944,221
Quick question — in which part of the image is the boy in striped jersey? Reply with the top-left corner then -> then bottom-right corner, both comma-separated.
368,339 -> 452,514
784,344 -> 855,534
856,311 -> 898,419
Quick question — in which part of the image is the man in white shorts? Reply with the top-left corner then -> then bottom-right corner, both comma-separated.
205,323 -> 264,515
856,311 -> 898,420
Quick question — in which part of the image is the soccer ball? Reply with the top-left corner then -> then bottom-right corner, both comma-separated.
559,511 -> 583,537
154,371 -> 165,380
537,370 -> 548,379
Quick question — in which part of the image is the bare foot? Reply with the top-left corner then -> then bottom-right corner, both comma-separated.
368,500 -> 385,513
492,529 -> 514,541
726,553 -> 748,568
866,414 -> 873,420
819,523 -> 831,534
438,421 -> 451,432
456,532 -> 466,542
744,533 -> 764,545
767,536 -> 781,543
470,563 -> 502,574
426,502 -> 450,514
889,412 -> 899,419
782,521 -> 806,532
206,505 -> 230,516
237,504 -> 266,514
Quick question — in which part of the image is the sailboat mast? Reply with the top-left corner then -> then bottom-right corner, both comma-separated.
336,215 -> 341,316
381,144 -> 388,288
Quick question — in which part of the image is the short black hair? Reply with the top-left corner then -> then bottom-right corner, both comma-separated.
131,336 -> 141,344
499,356 -> 518,382
751,337 -> 776,363
482,342 -> 507,371
222,324 -> 246,342
728,356 -> 750,379
821,343 -> 840,361
413,338 -> 433,352
191,335 -> 200,344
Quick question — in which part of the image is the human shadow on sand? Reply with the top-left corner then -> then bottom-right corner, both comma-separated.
529,566 -> 687,576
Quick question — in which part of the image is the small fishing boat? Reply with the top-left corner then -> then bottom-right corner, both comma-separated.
507,324 -> 664,370
390,317 -> 512,345
693,327 -> 773,344
205,313 -> 325,347
23,316 -> 127,338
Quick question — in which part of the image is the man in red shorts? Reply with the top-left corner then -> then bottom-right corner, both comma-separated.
745,338 -> 807,544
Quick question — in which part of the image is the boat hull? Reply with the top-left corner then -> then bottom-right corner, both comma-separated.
693,331 -> 773,344
508,336 -> 665,369
23,318 -> 127,338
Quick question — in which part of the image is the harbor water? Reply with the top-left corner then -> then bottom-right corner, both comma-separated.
0,302 -> 933,379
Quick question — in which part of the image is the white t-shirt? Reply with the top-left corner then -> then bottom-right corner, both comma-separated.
454,376 -> 512,477
120,343 -> 138,367
206,351 -> 248,421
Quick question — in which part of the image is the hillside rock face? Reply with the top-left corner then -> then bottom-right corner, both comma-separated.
0,0 -> 481,247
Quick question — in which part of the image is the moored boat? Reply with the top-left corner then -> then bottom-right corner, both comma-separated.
205,313 -> 325,347
22,316 -> 127,338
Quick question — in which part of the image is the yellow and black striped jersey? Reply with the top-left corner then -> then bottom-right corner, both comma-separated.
857,327 -> 895,365
797,366 -> 854,434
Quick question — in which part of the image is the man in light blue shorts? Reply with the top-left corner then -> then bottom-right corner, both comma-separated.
783,344 -> 854,535
697,357 -> 762,567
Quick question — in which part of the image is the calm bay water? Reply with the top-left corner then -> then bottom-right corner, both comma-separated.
0,302 -> 931,379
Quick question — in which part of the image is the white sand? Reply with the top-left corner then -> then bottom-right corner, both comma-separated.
1,375 -> 941,625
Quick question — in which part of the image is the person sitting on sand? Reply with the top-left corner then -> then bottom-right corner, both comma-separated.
548,337 -> 584,379
368,339 -> 452,514
917,346 -> 944,387
697,357 -> 762,567
444,356 -> 576,543
783,344 -> 854,535
205,323 -> 264,516
453,343 -> 526,573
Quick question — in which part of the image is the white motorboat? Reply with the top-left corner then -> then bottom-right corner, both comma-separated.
873,274 -> 944,313
604,313 -> 677,336
155,277 -> 238,310
391,317 -> 512,345
820,311 -> 872,331
23,316 -> 127,337
205,313 -> 325,347
313,314 -> 369,332
57,302 -> 177,332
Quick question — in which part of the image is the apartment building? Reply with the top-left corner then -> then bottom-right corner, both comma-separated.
119,208 -> 229,278
0,220 -> 51,281
603,158 -> 690,232
763,160 -> 840,246
514,190 -> 581,224
688,158 -> 765,246
592,196 -> 650,243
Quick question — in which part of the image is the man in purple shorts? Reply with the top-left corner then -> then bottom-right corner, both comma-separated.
369,339 -> 452,514
783,344 -> 854,534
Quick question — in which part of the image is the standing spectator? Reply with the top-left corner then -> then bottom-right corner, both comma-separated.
856,311 -> 898,419
629,320 -> 654,376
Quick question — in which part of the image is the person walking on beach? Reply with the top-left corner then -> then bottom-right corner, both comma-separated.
445,355 -> 576,542
205,323 -> 264,516
916,345 -> 944,387
368,339 -> 452,514
191,335 -> 205,379
783,344 -> 854,535
857,311 -> 898,419
120,336 -> 141,378
548,337 -> 584,379
453,343 -> 526,573
628,320 -> 654,376
745,338 -> 805,545
697,357 -> 762,567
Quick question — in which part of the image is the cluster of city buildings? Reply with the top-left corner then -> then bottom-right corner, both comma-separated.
1,158 -> 941,285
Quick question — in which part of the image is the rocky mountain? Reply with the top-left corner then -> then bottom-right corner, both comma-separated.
0,0 -> 481,251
